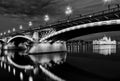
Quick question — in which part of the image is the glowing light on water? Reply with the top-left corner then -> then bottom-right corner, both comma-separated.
40,57 -> 50,64
53,55 -> 61,63
8,66 -> 10,72
1,62 -> 2,67
20,72 -> 23,80
4,63 -> 6,69
13,68 -> 16,75
29,76 -> 33,81
93,45 -> 116,55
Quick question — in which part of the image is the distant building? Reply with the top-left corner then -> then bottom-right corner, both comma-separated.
92,36 -> 116,45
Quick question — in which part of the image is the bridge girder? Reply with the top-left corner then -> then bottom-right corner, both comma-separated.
7,35 -> 34,46
40,19 -> 120,42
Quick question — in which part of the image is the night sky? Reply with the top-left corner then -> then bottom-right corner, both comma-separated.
0,0 -> 120,40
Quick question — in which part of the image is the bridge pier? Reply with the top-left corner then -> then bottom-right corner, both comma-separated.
29,41 -> 67,54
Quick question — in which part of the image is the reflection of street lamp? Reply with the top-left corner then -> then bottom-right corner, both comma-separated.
65,6 -> 72,20
44,15 -> 50,25
19,25 -> 23,30
8,30 -> 11,33
13,28 -> 16,32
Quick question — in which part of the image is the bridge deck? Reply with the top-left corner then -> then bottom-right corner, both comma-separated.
1,5 -> 120,38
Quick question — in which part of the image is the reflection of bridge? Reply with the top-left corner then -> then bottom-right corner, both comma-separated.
0,6 -> 120,52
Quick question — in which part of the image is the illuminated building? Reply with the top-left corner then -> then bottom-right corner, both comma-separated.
93,35 -> 116,45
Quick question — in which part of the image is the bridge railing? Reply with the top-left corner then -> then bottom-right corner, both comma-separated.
72,6 -> 120,21
1,4 -> 120,39
32,5 -> 120,31
13,5 -> 120,34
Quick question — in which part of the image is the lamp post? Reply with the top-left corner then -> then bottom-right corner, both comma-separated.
44,14 -> 50,25
65,6 -> 72,21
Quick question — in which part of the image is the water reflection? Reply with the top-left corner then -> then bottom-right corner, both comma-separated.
29,53 -> 67,67
2,50 -> 67,67
67,44 -> 117,55
93,45 -> 116,55
0,49 -> 67,81
67,44 -> 93,53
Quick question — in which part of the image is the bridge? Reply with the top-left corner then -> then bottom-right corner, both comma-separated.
0,6 -> 120,53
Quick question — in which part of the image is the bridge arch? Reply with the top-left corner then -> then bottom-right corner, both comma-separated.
0,39 -> 4,43
7,35 -> 34,45
40,19 -> 120,41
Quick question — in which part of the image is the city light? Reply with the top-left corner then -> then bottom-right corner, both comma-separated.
29,21 -> 33,27
103,0 -> 113,3
8,30 -> 11,33
0,33 -> 3,36
8,66 -> 10,72
44,14 -> 50,22
19,25 -> 23,30
20,72 -> 23,80
29,76 -> 33,81
103,0 -> 114,9
4,32 -> 6,35
65,6 -> 72,15
13,68 -> 16,75
13,28 -> 16,32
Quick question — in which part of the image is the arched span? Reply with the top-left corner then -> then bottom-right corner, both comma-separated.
7,56 -> 33,70
7,35 -> 34,43
40,19 -> 120,41
0,39 -> 4,43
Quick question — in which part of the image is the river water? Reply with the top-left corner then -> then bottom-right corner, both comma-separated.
0,44 -> 120,81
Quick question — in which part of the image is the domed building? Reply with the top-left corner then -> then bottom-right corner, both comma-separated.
93,35 -> 116,45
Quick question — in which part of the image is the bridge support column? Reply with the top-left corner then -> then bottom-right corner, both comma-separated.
29,41 -> 67,54
32,32 -> 39,42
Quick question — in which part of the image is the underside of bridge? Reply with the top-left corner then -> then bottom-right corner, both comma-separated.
46,24 -> 120,41
0,40 -> 4,44
8,36 -> 33,46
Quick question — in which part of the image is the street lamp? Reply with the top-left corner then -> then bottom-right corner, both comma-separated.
8,30 -> 11,33
44,14 -> 50,25
0,33 -> 3,36
29,21 -> 33,27
19,25 -> 23,30
13,28 -> 16,32
4,32 -> 6,35
65,6 -> 73,21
